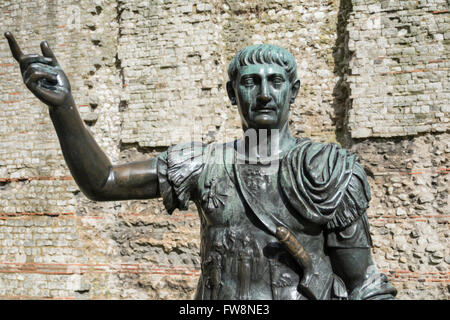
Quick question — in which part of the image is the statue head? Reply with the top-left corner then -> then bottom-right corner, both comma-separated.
226,44 -> 300,130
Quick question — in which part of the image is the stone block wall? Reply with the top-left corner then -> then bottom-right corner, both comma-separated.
0,0 -> 447,299
346,0 -> 449,139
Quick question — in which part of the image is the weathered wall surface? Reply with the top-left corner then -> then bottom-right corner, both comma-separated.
345,0 -> 449,299
0,0 -> 448,300
346,0 -> 448,139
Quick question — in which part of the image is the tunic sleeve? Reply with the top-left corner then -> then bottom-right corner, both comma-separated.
156,142 -> 207,214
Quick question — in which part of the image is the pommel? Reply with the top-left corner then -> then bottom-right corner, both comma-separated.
276,226 -> 290,242
276,225 -> 312,268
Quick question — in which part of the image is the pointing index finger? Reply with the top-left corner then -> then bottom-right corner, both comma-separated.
4,32 -> 24,62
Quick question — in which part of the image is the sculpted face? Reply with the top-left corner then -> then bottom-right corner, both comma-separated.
227,63 -> 300,130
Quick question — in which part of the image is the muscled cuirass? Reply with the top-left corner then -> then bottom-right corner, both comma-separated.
192,142 -> 336,300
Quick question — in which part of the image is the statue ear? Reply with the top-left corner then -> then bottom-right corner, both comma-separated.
289,79 -> 300,104
226,81 -> 237,105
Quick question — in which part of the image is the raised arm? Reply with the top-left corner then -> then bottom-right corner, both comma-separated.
5,32 -> 160,201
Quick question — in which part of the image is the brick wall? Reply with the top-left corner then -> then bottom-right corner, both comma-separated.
346,0 -> 448,138
0,0 -> 448,299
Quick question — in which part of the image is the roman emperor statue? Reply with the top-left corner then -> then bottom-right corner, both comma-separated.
5,32 -> 396,300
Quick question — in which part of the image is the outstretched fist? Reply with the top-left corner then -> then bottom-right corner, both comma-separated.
5,32 -> 71,108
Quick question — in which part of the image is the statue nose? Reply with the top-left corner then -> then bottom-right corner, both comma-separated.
258,81 -> 271,103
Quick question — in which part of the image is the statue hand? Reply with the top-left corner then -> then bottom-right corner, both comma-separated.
5,32 -> 72,108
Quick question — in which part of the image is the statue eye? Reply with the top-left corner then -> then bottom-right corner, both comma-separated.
271,76 -> 284,86
242,77 -> 256,87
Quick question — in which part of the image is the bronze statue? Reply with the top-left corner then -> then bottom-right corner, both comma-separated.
5,32 -> 397,300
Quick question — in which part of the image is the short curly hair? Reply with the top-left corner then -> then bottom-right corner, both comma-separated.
227,44 -> 298,83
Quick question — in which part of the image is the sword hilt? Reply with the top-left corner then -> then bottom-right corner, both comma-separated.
276,226 -> 318,300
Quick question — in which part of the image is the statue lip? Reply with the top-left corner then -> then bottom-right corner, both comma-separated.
253,105 -> 276,112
